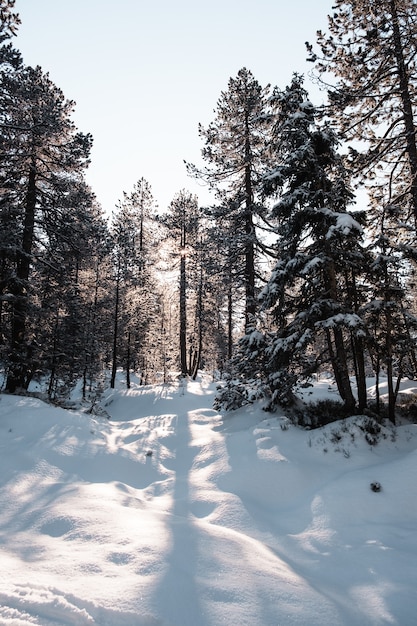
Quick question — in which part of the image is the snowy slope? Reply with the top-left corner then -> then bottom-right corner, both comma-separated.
0,375 -> 416,625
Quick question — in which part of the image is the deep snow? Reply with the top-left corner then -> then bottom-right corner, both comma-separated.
0,373 -> 416,625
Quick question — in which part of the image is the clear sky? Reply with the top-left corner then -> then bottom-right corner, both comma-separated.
13,0 -> 333,214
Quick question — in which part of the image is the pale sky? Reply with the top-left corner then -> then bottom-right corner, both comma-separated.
14,0 -> 333,214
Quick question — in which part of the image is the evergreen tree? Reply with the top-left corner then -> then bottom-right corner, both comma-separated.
187,68 -> 274,333
36,199 -> 110,398
0,0 -> 20,67
362,202 -> 417,423
307,1 -> 417,416
202,220 -> 236,369
160,190 -> 199,376
109,179 -> 160,388
0,63 -> 93,391
228,76 -> 369,412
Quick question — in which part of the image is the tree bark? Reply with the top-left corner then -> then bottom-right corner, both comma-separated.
6,162 -> 36,392
324,259 -> 356,410
244,107 -> 256,333
126,331 -> 131,389
179,253 -> 187,376
389,0 -> 417,228
110,261 -> 121,389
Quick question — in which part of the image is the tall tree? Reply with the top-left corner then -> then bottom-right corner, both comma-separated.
36,199 -> 110,397
187,68 -> 274,333
160,190 -> 199,376
109,179 -> 160,388
231,76 -> 369,411
0,64 -> 93,391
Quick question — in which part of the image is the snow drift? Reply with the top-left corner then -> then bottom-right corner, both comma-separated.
0,374 -> 416,625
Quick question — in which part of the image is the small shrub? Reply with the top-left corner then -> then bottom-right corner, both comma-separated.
330,430 -> 342,444
396,396 -> 417,424
359,417 -> 382,446
370,481 -> 382,492
214,378 -> 266,411
291,399 -> 354,429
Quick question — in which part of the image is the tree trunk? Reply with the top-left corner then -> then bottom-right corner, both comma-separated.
375,354 -> 381,415
227,281 -> 233,361
349,273 -> 367,411
192,257 -> 204,380
332,326 -> 356,410
126,331 -> 131,389
324,259 -> 356,410
244,110 -> 256,333
389,0 -> 417,228
179,253 -> 187,376
354,336 -> 367,412
384,306 -> 396,425
48,312 -> 59,398
6,163 -> 36,392
110,262 -> 121,389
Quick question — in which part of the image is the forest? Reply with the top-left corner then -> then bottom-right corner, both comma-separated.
2,0 -> 417,426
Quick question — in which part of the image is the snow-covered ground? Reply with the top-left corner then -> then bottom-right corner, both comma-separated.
0,373 -> 416,625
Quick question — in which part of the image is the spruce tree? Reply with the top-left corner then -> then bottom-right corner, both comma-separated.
231,76 -> 369,412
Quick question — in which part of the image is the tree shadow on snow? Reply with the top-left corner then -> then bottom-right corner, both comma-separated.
151,411 -> 210,626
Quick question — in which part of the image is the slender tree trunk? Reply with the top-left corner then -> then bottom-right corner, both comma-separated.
390,0 -> 417,228
354,336 -> 367,411
244,111 -> 256,332
385,304 -> 396,425
126,331 -> 131,389
6,163 -> 36,392
87,258 -> 101,393
333,326 -> 356,410
325,328 -> 345,398
324,259 -> 356,410
350,273 -> 367,411
227,284 -> 233,361
179,253 -> 187,376
110,263 -> 121,389
192,258 -> 204,380
375,354 -> 381,415
48,312 -> 59,399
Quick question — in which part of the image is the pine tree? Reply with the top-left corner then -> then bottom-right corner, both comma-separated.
160,190 -> 199,376
109,179 -> 160,388
0,0 -> 20,68
235,76 -> 369,411
307,2 -> 417,416
0,63 -> 93,392
362,202 -> 417,423
36,199 -> 110,398
187,68 -> 274,333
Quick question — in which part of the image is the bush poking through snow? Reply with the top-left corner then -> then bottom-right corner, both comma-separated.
396,396 -> 417,424
214,378 -> 266,411
370,481 -> 382,492
290,398 -> 355,429
359,417 -> 382,446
